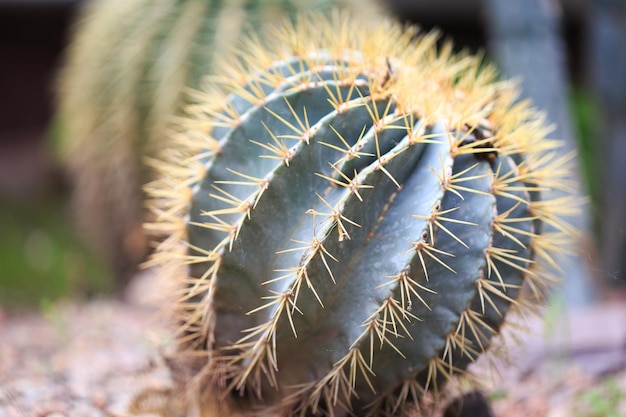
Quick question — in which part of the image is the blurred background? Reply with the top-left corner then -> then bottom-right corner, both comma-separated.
0,0 -> 624,309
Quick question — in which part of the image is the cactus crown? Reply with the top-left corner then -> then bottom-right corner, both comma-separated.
147,12 -> 580,417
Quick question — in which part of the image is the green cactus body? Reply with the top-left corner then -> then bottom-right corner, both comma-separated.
148,14 -> 580,417
56,0 -> 375,289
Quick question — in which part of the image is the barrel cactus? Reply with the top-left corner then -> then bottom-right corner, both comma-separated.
55,0 -> 378,290
147,13 -> 580,417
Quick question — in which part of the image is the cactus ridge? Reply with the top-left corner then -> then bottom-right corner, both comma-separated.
147,13 -> 581,416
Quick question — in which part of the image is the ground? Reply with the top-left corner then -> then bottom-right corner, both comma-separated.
1,271 -> 625,417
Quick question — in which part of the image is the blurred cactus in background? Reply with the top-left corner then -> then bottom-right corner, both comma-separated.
145,13 -> 581,416
587,0 -> 626,290
55,0 -> 381,292
485,0 -> 594,306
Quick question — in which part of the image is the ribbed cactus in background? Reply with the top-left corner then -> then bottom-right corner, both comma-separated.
56,0 -> 377,290
147,13 -> 580,417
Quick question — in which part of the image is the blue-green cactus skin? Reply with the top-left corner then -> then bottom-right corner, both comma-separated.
148,15 -> 579,417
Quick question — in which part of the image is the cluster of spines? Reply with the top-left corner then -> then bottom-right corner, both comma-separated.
146,13 -> 581,417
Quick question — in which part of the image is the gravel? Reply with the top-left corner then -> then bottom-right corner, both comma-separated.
1,273 -> 625,417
